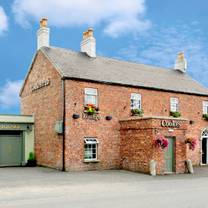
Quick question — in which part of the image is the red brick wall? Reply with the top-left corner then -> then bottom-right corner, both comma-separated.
21,51 -> 63,169
120,117 -> 188,174
64,80 -> 208,171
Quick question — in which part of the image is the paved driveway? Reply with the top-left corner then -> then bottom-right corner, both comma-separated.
0,167 -> 208,208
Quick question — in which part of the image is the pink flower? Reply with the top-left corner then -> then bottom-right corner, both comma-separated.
154,135 -> 169,149
185,138 -> 197,151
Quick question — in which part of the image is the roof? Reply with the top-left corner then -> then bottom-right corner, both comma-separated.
0,115 -> 34,124
38,46 -> 208,96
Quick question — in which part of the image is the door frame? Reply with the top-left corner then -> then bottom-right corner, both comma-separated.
201,128 -> 208,165
164,137 -> 176,174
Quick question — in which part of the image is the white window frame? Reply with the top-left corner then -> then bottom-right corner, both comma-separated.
131,93 -> 141,110
84,138 -> 98,161
84,88 -> 98,107
203,101 -> 208,114
170,97 -> 179,112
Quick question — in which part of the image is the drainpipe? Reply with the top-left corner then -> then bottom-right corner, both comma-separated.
61,78 -> 66,171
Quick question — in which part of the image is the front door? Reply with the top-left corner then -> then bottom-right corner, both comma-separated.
164,137 -> 175,173
202,137 -> 208,164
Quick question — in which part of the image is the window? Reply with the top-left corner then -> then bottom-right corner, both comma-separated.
131,93 -> 141,109
170,98 -> 179,112
203,101 -> 208,114
84,138 -> 98,161
84,88 -> 98,106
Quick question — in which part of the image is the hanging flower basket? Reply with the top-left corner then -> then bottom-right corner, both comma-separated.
84,104 -> 99,115
154,135 -> 169,150
185,138 -> 197,151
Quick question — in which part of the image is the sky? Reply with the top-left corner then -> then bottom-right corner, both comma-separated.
0,0 -> 208,114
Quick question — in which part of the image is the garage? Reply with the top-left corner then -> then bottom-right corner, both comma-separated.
0,131 -> 23,166
0,115 -> 34,167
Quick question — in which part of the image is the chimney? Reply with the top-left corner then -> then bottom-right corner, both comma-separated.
81,28 -> 96,58
37,18 -> 50,50
174,52 -> 187,73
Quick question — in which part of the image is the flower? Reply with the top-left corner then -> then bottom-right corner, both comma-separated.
185,138 -> 197,151
84,104 -> 98,115
154,135 -> 169,149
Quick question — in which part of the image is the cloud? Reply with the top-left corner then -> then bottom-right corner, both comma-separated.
0,6 -> 8,35
118,23 -> 208,87
12,0 -> 151,37
0,80 -> 23,109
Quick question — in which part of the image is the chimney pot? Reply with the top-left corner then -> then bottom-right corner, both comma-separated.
37,18 -> 50,50
40,18 -> 48,28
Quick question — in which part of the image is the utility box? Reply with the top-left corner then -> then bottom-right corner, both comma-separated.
55,121 -> 63,134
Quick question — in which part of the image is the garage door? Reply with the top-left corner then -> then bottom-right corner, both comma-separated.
0,134 -> 23,166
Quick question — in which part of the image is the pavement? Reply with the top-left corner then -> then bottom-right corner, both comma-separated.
0,166 -> 208,208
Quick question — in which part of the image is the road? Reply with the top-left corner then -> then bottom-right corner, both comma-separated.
0,167 -> 208,208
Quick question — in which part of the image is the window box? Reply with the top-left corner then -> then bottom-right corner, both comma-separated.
203,114 -> 208,121
84,104 -> 99,115
170,111 -> 181,118
131,108 -> 143,116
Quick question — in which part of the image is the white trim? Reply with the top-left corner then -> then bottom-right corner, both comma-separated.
200,128 -> 208,165
170,97 -> 179,112
84,138 -> 98,144
131,93 -> 141,110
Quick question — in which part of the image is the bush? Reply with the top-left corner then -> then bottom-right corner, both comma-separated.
170,111 -> 181,118
28,152 -> 35,161
26,152 -> 36,167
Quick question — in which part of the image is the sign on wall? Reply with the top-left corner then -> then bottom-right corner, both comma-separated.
31,79 -> 50,92
161,120 -> 180,128
0,123 -> 32,131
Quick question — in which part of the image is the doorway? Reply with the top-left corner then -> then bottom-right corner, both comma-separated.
164,137 -> 175,173
202,137 -> 208,164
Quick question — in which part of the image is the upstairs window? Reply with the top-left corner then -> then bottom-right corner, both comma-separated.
84,138 -> 98,161
84,88 -> 98,106
131,93 -> 141,109
203,101 -> 208,114
170,97 -> 179,112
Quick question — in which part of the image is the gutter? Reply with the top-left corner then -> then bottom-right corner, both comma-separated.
61,78 -> 66,171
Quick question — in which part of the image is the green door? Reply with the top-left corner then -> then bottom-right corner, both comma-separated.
164,137 -> 175,173
0,135 -> 23,166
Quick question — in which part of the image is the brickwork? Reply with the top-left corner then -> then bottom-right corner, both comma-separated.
20,51 -> 208,172
120,117 -> 188,174
21,51 -> 63,169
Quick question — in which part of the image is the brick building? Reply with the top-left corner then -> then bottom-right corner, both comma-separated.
20,19 -> 208,174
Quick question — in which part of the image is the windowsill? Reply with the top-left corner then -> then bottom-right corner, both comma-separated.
83,159 -> 100,163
